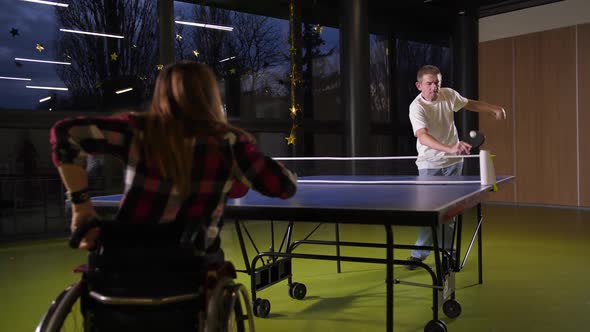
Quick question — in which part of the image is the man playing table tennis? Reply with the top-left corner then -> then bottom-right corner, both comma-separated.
406,64 -> 506,270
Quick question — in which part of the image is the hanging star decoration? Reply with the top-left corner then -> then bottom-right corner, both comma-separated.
192,50 -> 200,58
286,0 -> 302,147
110,52 -> 118,61
313,25 -> 323,33
228,68 -> 236,75
10,28 -> 19,37
157,64 -> 164,70
36,43 -> 45,52
176,34 -> 183,41
285,124 -> 298,145
285,133 -> 296,145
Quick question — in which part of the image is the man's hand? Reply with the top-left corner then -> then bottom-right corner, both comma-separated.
493,107 -> 506,120
71,201 -> 100,249
449,141 -> 472,155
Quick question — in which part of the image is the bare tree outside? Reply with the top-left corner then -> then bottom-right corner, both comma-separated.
179,6 -> 234,75
369,35 -> 389,122
176,5 -> 284,92
55,0 -> 158,111
230,13 -> 284,93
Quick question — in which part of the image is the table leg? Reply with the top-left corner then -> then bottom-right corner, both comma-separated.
385,224 -> 393,332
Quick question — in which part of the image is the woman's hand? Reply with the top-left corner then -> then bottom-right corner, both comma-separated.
71,201 -> 100,249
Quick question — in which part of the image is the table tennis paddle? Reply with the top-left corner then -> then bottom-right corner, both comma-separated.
464,131 -> 486,150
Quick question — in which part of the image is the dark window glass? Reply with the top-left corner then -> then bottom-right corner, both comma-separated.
173,2 -> 292,121
395,38 -> 451,158
370,34 -> 390,123
0,0 -> 158,112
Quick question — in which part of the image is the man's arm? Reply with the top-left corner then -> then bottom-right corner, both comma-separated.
416,128 -> 471,155
464,99 -> 506,120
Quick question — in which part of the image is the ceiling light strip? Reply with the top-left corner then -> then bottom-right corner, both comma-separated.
115,87 -> 133,94
26,85 -> 68,91
60,28 -> 124,39
219,56 -> 236,63
15,57 -> 71,65
175,20 -> 233,32
20,0 -> 69,7
0,76 -> 31,81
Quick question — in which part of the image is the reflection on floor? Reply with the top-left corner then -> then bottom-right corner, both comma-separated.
1,204 -> 589,332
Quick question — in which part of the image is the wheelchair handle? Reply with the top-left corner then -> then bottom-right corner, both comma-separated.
69,218 -> 103,249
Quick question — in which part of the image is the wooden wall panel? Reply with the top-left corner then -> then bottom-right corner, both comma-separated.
579,23 -> 590,207
514,27 -> 577,206
479,38 -> 515,202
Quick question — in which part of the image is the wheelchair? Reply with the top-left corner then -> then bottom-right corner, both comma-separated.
36,219 -> 255,332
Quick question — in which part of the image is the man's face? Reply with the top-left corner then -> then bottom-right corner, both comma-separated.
416,73 -> 442,101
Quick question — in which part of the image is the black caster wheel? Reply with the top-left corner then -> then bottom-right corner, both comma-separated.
443,299 -> 462,319
253,298 -> 271,318
424,319 -> 448,332
289,282 -> 307,300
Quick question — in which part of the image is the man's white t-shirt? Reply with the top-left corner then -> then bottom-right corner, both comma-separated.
409,87 -> 468,170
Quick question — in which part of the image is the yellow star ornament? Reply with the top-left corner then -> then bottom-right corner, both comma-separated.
157,64 -> 164,70
285,134 -> 296,145
110,52 -> 118,61
193,50 -> 200,57
36,43 -> 44,52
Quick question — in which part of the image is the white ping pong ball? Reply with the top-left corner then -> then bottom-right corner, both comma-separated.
469,130 -> 476,138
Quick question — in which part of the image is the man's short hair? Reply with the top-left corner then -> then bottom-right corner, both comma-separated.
417,65 -> 441,81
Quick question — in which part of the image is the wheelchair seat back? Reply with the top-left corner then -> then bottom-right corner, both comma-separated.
85,220 -> 209,298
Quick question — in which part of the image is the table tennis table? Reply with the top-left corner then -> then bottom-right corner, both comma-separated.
89,175 -> 513,332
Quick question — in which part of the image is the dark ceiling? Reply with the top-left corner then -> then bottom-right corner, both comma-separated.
185,0 -> 562,42
188,0 -> 563,22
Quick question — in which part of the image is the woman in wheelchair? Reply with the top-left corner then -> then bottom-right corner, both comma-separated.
42,61 -> 298,331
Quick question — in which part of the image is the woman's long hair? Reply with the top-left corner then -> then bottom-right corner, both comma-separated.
142,61 -> 251,197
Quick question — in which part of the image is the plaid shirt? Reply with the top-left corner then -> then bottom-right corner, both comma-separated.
50,113 -> 297,238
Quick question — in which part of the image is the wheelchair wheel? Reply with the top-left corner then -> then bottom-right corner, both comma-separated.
206,278 -> 255,332
36,281 -> 86,332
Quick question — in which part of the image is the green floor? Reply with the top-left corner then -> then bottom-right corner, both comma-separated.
1,204 -> 589,331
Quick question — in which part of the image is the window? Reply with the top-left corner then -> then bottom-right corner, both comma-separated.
0,0 -> 158,112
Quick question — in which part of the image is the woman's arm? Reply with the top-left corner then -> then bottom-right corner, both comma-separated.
50,113 -> 133,248
231,134 -> 297,199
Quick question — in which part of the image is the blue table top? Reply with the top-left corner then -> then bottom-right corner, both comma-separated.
91,175 -> 513,226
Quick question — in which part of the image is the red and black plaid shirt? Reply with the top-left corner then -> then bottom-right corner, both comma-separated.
50,113 -> 297,236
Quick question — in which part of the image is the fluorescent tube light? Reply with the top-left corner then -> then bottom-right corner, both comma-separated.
219,56 -> 236,63
0,76 -> 31,81
60,28 -> 124,39
115,87 -> 133,94
20,0 -> 68,7
26,85 -> 68,91
39,96 -> 52,102
175,21 -> 233,32
15,57 -> 71,65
